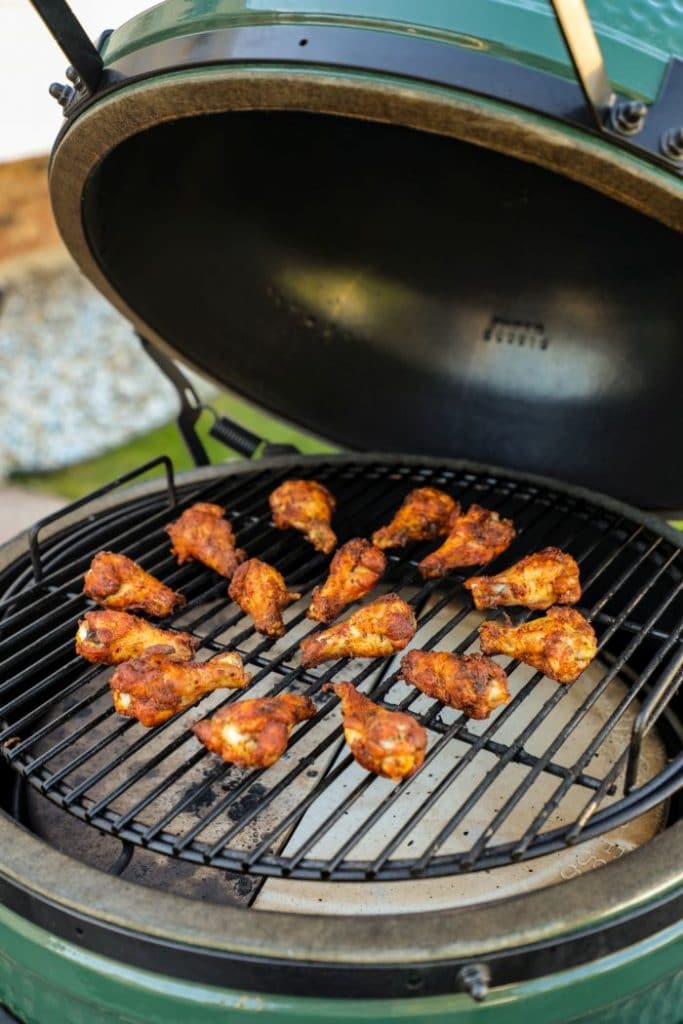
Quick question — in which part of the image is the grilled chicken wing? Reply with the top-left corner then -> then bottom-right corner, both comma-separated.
399,649 -> 510,719
76,610 -> 197,665
479,607 -> 597,684
229,558 -> 301,638
166,503 -> 246,578
84,551 -> 185,617
110,650 -> 250,727
418,504 -> 515,579
464,547 -> 581,611
372,487 -> 459,549
300,593 -> 416,667
308,538 -> 386,623
192,693 -> 316,768
269,479 -> 336,554
325,681 -> 427,780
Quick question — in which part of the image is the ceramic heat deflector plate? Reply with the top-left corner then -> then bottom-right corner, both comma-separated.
254,594 -> 668,915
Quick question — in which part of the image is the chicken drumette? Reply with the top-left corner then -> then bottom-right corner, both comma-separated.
166,503 -> 246,578
76,610 -> 197,665
229,558 -> 301,638
308,538 -> 386,624
399,649 -> 510,719
464,547 -> 581,611
84,551 -> 185,617
269,479 -> 336,554
325,681 -> 427,781
192,693 -> 316,768
372,487 -> 459,550
300,593 -> 417,667
479,607 -> 597,684
110,650 -> 250,727
418,504 -> 515,579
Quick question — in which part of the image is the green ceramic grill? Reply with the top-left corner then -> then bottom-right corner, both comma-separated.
0,1 -> 681,1022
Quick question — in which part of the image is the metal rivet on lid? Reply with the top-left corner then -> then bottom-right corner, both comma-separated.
48,82 -> 73,107
610,99 -> 648,135
661,127 -> 683,162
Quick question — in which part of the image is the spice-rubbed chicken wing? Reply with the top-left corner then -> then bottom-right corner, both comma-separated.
84,551 -> 185,617
479,607 -> 597,684
110,650 -> 250,727
166,503 -> 246,578
464,547 -> 581,611
308,538 -> 386,623
76,610 -> 197,665
399,650 -> 510,719
300,593 -> 416,667
418,504 -> 515,579
269,479 -> 336,554
192,693 -> 316,768
325,681 -> 427,780
229,558 -> 301,638
372,487 -> 459,549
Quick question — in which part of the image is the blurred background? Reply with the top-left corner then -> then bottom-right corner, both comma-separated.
0,0 -> 331,544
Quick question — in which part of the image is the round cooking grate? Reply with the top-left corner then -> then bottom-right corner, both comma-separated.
0,457 -> 681,881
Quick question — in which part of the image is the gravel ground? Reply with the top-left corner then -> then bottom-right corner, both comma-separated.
0,259 -> 214,477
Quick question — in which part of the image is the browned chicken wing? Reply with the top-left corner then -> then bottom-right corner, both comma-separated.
325,681 -> 427,780
269,479 -> 336,553
399,649 -> 510,719
308,538 -> 386,623
418,504 -> 515,579
300,593 -> 417,667
76,610 -> 197,665
110,650 -> 250,727
479,607 -> 597,684
166,503 -> 246,578
192,693 -> 316,768
84,551 -> 185,617
464,547 -> 581,611
229,558 -> 301,638
372,487 -> 459,549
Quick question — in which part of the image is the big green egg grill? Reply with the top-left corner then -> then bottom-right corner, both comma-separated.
0,2 -> 682,1022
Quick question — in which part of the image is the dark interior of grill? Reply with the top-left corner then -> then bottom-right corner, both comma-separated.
81,111 -> 683,507
1,459 -> 681,892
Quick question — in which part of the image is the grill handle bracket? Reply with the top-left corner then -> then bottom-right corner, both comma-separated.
27,456 -> 177,583
139,335 -> 299,464
28,0 -> 103,95
549,0 -> 615,130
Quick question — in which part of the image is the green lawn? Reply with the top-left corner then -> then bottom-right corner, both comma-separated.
13,391 -> 336,501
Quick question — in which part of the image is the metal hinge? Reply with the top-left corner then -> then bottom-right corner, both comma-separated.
139,336 -> 298,465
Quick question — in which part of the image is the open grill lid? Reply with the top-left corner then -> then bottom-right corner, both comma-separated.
39,0 -> 683,506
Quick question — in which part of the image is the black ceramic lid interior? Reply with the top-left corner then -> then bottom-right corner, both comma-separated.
76,109 -> 682,506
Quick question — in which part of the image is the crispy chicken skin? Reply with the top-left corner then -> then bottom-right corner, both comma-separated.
192,694 -> 316,768
399,650 -> 510,719
325,681 -> 427,780
229,558 -> 301,638
372,487 -> 459,550
110,650 -> 250,727
166,503 -> 246,578
269,479 -> 336,554
300,593 -> 417,668
308,538 -> 386,623
479,607 -> 597,684
418,504 -> 515,579
464,547 -> 581,611
76,610 -> 197,665
84,551 -> 185,617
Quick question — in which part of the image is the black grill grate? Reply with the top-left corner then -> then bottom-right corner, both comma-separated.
1,457 -> 681,882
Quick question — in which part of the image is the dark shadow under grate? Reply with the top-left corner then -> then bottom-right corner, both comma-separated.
0,456 -> 681,882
